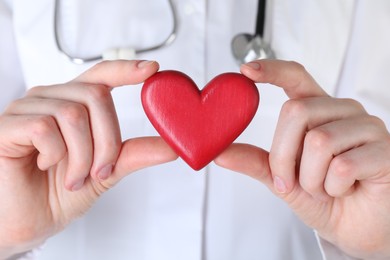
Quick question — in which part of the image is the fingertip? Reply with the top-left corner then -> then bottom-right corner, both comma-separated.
273,175 -> 288,194
215,143 -> 273,185
73,60 -> 161,87
134,60 -> 160,83
95,164 -> 114,181
240,61 -> 264,82
113,137 -> 178,177
64,162 -> 91,192
137,60 -> 159,70
65,178 -> 85,192
241,61 -> 262,71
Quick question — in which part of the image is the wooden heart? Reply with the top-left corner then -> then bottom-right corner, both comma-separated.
141,70 -> 259,170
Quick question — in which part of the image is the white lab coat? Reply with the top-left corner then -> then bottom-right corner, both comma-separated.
1,0 -> 390,259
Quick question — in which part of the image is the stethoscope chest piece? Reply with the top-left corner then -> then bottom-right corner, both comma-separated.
231,34 -> 275,65
231,0 -> 275,65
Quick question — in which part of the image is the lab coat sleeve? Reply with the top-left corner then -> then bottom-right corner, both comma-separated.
0,0 -> 26,112
315,231 -> 358,260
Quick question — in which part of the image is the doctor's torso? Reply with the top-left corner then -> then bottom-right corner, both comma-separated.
4,0 -> 390,259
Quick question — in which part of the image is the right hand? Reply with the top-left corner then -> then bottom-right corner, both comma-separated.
0,60 -> 177,258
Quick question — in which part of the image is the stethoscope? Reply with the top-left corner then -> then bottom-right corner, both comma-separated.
54,0 -> 274,65
231,0 -> 275,64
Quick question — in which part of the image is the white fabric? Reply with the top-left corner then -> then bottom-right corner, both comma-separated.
0,0 -> 24,112
1,0 -> 390,259
352,1 -> 390,111
8,247 -> 43,260
315,232 -> 358,260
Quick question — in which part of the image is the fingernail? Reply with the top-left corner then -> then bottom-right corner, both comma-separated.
273,176 -> 287,193
71,180 -> 84,192
244,61 -> 261,70
137,60 -> 155,68
97,164 -> 113,181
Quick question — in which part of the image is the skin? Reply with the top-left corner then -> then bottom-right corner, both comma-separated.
1,58 -> 390,259
216,60 -> 390,259
0,60 -> 177,258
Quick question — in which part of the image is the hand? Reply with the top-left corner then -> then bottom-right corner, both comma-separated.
0,60 -> 177,258
215,60 -> 390,259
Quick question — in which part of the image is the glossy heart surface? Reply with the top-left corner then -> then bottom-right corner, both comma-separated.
141,70 -> 259,170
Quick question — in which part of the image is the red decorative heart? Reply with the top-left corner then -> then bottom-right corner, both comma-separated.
141,70 -> 259,170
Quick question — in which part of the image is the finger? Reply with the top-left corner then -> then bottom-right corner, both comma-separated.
240,59 -> 328,99
325,142 -> 390,197
324,119 -> 390,197
28,83 -> 120,183
0,115 -> 66,170
270,97 -> 366,194
26,60 -> 159,184
300,115 -> 387,200
99,137 -> 178,189
214,143 -> 273,188
6,98 -> 94,190
73,60 -> 160,87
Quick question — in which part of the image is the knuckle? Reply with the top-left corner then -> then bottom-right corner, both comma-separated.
365,115 -> 389,139
25,85 -> 47,97
341,98 -> 366,113
366,114 -> 387,129
304,128 -> 332,150
288,61 -> 307,79
84,84 -> 111,103
57,103 -> 88,126
280,99 -> 309,120
31,116 -> 56,137
289,61 -> 306,73
329,155 -> 354,180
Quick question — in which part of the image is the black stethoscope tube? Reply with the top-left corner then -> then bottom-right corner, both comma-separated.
256,0 -> 266,38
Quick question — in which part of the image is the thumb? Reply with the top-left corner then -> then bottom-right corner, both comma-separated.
104,137 -> 178,186
214,143 -> 274,189
72,60 -> 160,88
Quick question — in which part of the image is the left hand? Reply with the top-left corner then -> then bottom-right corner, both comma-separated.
215,60 -> 390,259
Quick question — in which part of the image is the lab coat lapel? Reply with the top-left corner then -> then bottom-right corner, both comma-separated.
270,0 -> 356,95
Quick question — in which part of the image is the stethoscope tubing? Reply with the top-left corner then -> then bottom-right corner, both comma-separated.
256,0 -> 266,38
54,0 -> 271,65
54,0 -> 178,64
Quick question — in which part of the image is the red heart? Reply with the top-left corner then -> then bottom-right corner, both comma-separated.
141,70 -> 259,170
